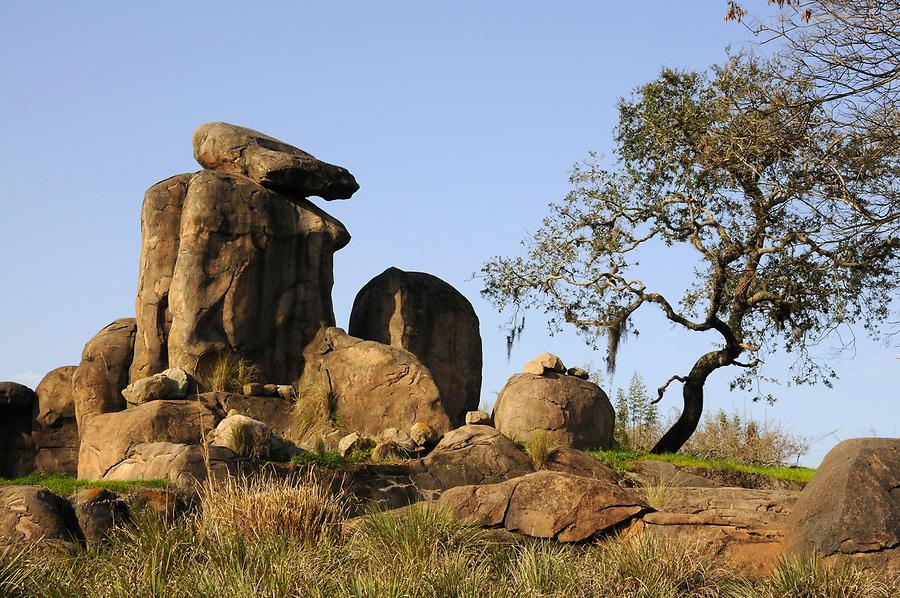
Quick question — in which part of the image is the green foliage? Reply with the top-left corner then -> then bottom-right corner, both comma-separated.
613,371 -> 661,452
291,450 -> 346,468
588,449 -> 815,484
0,473 -> 170,496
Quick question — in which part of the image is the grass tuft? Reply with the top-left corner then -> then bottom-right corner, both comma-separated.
524,430 -> 559,470
196,351 -> 257,394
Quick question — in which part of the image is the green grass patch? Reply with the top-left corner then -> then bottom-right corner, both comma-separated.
0,472 -> 171,496
289,448 -> 373,469
587,449 -> 815,484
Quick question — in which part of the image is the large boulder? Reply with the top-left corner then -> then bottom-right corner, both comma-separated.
133,167 -> 350,385
438,470 -> 648,542
0,382 -> 36,477
70,487 -> 129,545
783,438 -> 900,572
348,267 -> 482,426
301,327 -> 452,434
492,372 -> 614,449
192,122 -> 359,201
211,412 -> 272,459
33,366 -> 80,476
102,442 -> 238,491
122,367 -> 191,406
0,486 -> 79,547
73,318 -> 136,428
78,398 -> 223,479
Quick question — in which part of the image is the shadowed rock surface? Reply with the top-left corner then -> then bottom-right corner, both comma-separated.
349,267 -> 482,426
438,470 -> 648,542
493,372 -> 614,449
0,382 -> 36,477
784,437 -> 900,572
72,318 -> 136,428
0,485 -> 80,547
33,366 -> 79,476
192,122 -> 359,201
301,327 -> 451,435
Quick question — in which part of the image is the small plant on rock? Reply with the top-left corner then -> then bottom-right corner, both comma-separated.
196,351 -> 258,394
290,375 -> 338,442
525,430 -> 558,470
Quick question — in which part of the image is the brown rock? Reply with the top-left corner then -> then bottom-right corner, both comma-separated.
0,485 -> 79,547
192,122 -> 359,201
301,327 -> 451,435
103,442 -> 238,491
130,173 -> 194,382
439,470 -> 647,542
465,410 -> 491,426
631,460 -> 720,488
33,366 -> 80,475
208,392 -> 294,436
493,373 -> 614,449
70,487 -> 129,544
522,352 -> 566,376
348,267 -> 482,426
211,412 -> 272,459
566,367 -> 589,380
632,487 -> 798,576
34,366 -> 78,427
545,447 -> 621,481
783,438 -> 900,572
0,382 -> 36,477
78,398 -> 223,479
122,367 -> 192,406
73,318 -> 136,428
157,169 -> 349,384
125,488 -> 194,521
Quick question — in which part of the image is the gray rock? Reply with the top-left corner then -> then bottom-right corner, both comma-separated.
211,412 -> 272,459
337,432 -> 374,458
122,367 -> 191,406
522,352 -> 567,376
465,410 -> 491,426
0,485 -> 79,547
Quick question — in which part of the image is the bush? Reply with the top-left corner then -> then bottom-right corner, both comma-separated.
196,352 -> 257,394
681,409 -> 809,467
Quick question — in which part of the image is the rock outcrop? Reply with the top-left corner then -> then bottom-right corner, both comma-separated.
0,485 -> 79,547
73,318 -> 136,428
132,168 -> 351,385
122,367 -> 191,406
211,412 -> 272,459
33,366 -> 79,475
349,267 -> 482,426
102,442 -> 238,491
783,437 -> 900,572
78,399 -> 223,479
192,122 -> 359,201
439,470 -> 648,542
0,382 -> 36,477
493,372 -> 614,449
301,327 -> 452,434
70,488 -> 129,545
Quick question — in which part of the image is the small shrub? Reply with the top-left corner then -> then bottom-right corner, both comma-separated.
200,472 -> 347,544
227,420 -> 255,459
290,376 -> 338,442
196,351 -> 257,394
291,450 -> 345,468
525,430 -> 558,469
640,478 -> 674,511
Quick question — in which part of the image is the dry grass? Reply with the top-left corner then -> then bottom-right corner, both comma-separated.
200,472 -> 347,544
290,376 -> 338,443
525,430 -> 559,469
682,409 -> 810,467
639,478 -> 674,511
196,351 -> 257,394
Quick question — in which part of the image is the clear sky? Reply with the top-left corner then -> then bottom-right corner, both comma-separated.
1,1 -> 896,466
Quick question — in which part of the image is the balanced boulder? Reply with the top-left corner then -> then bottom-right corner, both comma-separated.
523,352 -> 566,376
349,267 -> 483,426
73,318 -> 136,427
122,367 -> 191,406
493,372 -> 614,449
192,122 -> 359,201
33,366 -> 79,476
784,438 -> 900,572
0,382 -> 36,477
301,327 -> 452,434
438,470 -> 647,542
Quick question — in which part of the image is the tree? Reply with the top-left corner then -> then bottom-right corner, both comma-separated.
481,54 -> 899,453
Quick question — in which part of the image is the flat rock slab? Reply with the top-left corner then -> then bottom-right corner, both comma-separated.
439,470 -> 648,542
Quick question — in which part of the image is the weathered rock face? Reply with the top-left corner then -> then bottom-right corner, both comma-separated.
783,438 -> 900,572
211,412 -> 272,459
73,318 -> 136,428
301,327 -> 452,434
205,392 -> 294,437
493,373 -> 614,449
130,173 -> 194,382
630,487 -> 798,577
33,366 -> 79,476
103,442 -> 238,491
0,485 -> 79,547
348,267 -> 482,426
78,398 -> 223,480
133,168 -> 350,385
192,122 -> 359,201
0,382 -> 36,477
70,487 -> 129,545
439,470 -> 648,542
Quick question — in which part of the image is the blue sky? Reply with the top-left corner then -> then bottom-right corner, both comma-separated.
1,1 -> 896,466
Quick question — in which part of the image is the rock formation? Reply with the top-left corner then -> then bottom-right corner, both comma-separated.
783,437 -> 900,572
493,361 -> 614,449
349,267 -> 482,426
33,366 -> 79,476
131,122 -> 356,385
72,318 -> 136,428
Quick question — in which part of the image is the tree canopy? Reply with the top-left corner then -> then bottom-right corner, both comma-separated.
481,53 -> 899,453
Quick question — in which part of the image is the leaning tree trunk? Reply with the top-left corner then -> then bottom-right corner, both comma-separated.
651,376 -> 705,454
